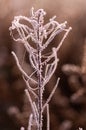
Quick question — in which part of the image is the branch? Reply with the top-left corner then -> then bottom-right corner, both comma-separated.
23,76 -> 38,98
42,78 -> 60,111
25,89 -> 39,127
46,104 -> 50,130
42,21 -> 68,50
28,114 -> 33,130
56,26 -> 72,52
12,51 -> 37,84
43,48 -> 59,87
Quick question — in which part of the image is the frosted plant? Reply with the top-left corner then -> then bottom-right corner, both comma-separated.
9,8 -> 71,130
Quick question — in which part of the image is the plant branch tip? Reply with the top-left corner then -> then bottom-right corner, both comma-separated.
11,51 -> 15,56
69,27 -> 72,30
64,21 -> 67,24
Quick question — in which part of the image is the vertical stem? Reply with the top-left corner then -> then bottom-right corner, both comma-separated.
47,104 -> 50,130
37,15 -> 43,130
37,45 -> 43,130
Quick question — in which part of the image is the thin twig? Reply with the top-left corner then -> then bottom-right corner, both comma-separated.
46,104 -> 50,130
12,51 -> 37,84
42,78 -> 60,111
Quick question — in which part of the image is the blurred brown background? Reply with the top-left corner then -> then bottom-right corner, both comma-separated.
0,0 -> 86,130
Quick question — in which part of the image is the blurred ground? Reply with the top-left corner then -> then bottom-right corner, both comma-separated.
0,0 -> 86,130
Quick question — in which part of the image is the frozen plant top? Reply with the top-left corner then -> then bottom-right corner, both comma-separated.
9,7 -> 72,52
9,7 -> 72,96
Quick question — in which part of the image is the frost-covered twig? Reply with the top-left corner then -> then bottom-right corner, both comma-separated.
46,104 -> 50,130
42,78 -> 60,111
28,114 -> 33,130
9,8 -> 71,130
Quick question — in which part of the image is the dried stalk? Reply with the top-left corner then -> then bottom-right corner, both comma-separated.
9,8 -> 71,130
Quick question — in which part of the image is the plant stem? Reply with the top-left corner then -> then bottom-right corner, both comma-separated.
37,14 -> 43,130
37,45 -> 43,130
